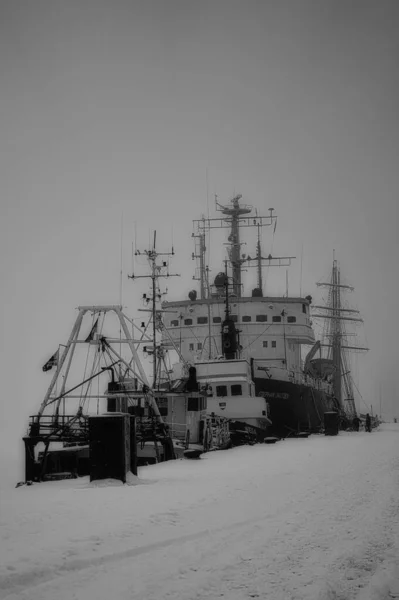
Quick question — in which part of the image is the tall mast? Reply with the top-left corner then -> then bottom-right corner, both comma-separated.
192,195 -> 278,298
256,224 -> 263,293
151,233 -> 157,387
332,261 -> 342,407
192,219 -> 207,299
239,207 -> 295,296
128,232 -> 179,389
314,256 -> 368,417
219,195 -> 251,297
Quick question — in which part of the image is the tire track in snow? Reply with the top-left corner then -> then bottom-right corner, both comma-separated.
0,500 -> 294,598
3,430 -> 399,599
192,454 -> 399,600
119,443 -> 399,600
0,475 -> 329,599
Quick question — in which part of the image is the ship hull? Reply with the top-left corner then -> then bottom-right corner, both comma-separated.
254,377 -> 334,437
228,419 -> 269,445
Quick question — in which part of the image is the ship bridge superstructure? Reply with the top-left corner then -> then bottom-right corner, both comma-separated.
161,294 -> 320,386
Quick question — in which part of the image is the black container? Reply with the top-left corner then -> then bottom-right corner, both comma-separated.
324,411 -> 339,436
89,414 -> 131,482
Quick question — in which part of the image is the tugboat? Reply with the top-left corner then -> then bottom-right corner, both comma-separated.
160,195 -> 366,438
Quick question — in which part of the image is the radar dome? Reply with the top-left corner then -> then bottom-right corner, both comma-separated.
214,272 -> 228,289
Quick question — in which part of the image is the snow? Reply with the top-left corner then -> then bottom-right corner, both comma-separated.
1,424 -> 399,600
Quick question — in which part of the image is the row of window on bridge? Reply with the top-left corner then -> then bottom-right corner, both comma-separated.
170,315 -> 297,327
188,340 -> 277,351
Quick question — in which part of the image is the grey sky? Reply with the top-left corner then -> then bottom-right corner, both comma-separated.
1,0 -> 398,466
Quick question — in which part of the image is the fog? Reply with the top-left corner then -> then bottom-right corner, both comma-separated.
1,0 -> 398,479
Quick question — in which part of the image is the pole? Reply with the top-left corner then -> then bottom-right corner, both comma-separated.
152,255 -> 157,389
299,243 -> 303,297
224,260 -> 229,318
207,298 -> 212,359
119,213 -> 123,374
332,260 -> 342,408
282,311 -> 287,365
256,224 -> 263,293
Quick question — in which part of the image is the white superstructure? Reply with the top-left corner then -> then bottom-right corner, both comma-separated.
162,295 -> 319,386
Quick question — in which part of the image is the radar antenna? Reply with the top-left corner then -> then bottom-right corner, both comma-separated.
128,231 -> 180,388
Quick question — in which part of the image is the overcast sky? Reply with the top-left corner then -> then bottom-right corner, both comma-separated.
1,0 -> 398,467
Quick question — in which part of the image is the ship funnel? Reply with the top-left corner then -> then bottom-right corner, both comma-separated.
252,288 -> 263,297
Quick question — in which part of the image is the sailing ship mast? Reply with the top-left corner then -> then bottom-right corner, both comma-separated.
313,257 -> 368,417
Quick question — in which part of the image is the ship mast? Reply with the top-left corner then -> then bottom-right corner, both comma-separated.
243,207 -> 295,295
128,231 -> 179,389
192,195 -> 280,298
313,257 -> 368,417
256,224 -> 263,293
192,219 -> 207,299
219,195 -> 251,297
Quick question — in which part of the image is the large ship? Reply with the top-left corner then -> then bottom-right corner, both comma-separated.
160,195 -> 365,437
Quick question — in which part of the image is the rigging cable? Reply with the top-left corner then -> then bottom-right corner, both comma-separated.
351,376 -> 370,411
79,313 -> 99,405
79,312 -> 105,411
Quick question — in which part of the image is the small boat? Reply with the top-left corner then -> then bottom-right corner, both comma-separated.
195,358 -> 272,444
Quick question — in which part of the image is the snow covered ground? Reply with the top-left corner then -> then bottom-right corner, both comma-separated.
1,424 -> 399,600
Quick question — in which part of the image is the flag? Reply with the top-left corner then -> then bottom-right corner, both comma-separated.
85,318 -> 99,342
42,349 -> 59,372
273,220 -> 277,234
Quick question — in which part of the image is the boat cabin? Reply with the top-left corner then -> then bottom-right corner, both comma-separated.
106,380 -> 208,447
194,358 -> 272,431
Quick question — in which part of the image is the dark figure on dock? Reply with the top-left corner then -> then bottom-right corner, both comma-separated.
365,413 -> 371,432
352,416 -> 361,431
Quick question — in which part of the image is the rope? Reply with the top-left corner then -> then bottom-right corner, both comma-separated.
79,312 -> 107,412
79,349 -> 101,411
79,313 -> 100,405
351,376 -> 370,411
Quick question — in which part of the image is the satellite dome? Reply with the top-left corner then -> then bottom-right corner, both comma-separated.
214,272 -> 228,289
